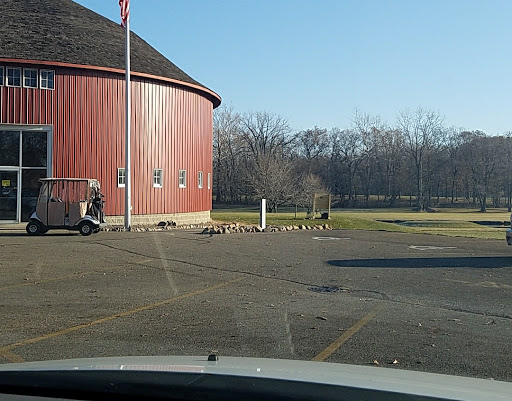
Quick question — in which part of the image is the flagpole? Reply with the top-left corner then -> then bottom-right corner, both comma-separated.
124,14 -> 131,230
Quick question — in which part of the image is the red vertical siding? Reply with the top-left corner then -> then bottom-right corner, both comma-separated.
0,63 -> 214,217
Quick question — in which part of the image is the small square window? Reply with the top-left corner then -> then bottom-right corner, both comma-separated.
153,169 -> 163,187
23,68 -> 38,88
207,173 -> 211,190
6,67 -> 21,87
0,67 -> 4,86
179,170 -> 186,188
40,69 -> 55,90
198,171 -> 203,189
117,168 -> 126,187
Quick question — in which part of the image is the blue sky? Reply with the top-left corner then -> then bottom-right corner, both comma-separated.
75,0 -> 511,134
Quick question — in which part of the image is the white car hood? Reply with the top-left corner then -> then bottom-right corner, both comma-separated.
0,356 -> 511,401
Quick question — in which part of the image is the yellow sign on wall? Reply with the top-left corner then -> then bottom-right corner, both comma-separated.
1,180 -> 10,187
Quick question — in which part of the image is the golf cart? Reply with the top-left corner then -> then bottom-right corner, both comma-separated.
26,178 -> 106,236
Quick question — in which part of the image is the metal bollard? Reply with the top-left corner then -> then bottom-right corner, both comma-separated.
260,199 -> 266,230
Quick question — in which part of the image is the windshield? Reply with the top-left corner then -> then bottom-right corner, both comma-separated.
0,0 -> 511,388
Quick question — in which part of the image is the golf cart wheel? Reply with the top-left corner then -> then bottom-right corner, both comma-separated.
26,221 -> 42,236
78,221 -> 94,236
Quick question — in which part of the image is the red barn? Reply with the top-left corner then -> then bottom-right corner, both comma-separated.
0,0 -> 220,225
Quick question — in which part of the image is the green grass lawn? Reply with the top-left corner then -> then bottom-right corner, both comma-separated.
210,207 -> 511,240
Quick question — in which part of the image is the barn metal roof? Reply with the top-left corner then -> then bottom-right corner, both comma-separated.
0,0 -> 220,106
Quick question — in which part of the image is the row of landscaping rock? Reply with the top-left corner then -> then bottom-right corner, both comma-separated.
101,221 -> 332,234
202,223 -> 332,235
102,223 -> 209,232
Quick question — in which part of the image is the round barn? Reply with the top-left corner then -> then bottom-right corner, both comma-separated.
0,0 -> 220,225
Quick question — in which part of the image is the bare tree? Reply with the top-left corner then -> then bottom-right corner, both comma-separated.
374,128 -> 405,205
329,127 -> 363,205
502,133 -> 512,211
245,155 -> 295,213
239,111 -> 293,159
235,111 -> 297,211
353,111 -> 385,204
444,127 -> 467,203
213,104 -> 512,212
213,105 -> 243,203
397,108 -> 445,210
292,173 -> 328,213
296,126 -> 329,175
459,132 -> 506,212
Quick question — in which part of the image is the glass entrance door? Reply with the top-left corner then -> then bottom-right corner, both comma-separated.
0,170 -> 18,221
0,128 -> 49,223
21,131 -> 48,221
22,169 -> 47,221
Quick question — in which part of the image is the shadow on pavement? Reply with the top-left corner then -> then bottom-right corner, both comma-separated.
328,257 -> 512,269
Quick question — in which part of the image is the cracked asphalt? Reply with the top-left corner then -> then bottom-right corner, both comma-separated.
0,227 -> 511,382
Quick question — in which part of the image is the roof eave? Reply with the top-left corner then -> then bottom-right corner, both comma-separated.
0,57 -> 222,108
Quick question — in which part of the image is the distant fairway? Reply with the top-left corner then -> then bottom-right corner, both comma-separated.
211,207 -> 511,240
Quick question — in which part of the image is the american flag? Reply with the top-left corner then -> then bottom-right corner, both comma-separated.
119,0 -> 129,27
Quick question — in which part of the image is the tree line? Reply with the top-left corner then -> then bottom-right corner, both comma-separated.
213,106 -> 512,212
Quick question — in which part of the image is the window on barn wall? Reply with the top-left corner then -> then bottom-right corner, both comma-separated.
0,67 -> 4,86
6,67 -> 21,87
153,169 -> 163,188
179,170 -> 186,188
40,70 -> 55,90
198,171 -> 203,189
117,168 -> 125,187
23,68 -> 38,88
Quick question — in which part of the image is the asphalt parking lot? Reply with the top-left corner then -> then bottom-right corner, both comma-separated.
0,226 -> 511,382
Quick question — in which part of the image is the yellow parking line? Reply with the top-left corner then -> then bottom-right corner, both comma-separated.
0,277 -> 244,356
312,303 -> 383,362
0,348 -> 25,363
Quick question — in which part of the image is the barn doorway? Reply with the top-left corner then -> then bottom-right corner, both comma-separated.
0,127 -> 51,223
